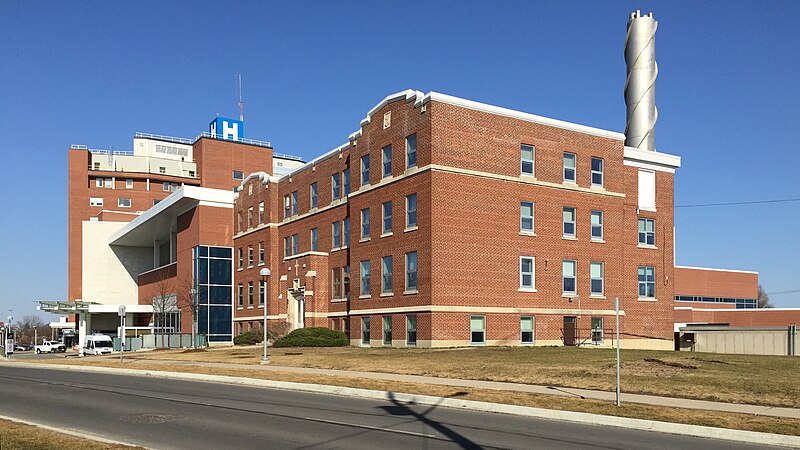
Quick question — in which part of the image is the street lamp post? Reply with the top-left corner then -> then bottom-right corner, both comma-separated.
260,268 -> 270,365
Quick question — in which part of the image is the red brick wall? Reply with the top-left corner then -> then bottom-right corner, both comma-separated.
677,308 -> 800,327
674,267 -> 758,299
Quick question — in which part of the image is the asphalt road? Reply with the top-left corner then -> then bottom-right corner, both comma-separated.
0,365 -> 778,450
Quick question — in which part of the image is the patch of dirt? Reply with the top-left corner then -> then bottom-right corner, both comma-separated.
644,358 -> 699,369
180,349 -> 208,353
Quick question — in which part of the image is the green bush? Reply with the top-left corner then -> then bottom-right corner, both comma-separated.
273,327 -> 349,347
233,331 -> 260,346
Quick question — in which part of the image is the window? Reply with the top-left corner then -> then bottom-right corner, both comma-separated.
237,212 -> 243,232
292,234 -> 299,255
343,170 -> 350,196
332,268 -> 343,298
638,266 -> 656,298
563,260 -> 577,294
332,172 -> 341,200
118,198 -> 131,208
153,199 -> 160,206
520,257 -> 535,289
521,316 -> 534,344
381,256 -> 393,294
563,207 -> 576,237
406,315 -> 417,346
233,170 -> 244,180
283,195 -> 290,219
470,316 -> 486,345
259,242 -> 264,264
126,179 -> 133,189
361,208 -> 370,240
563,152 -> 576,183
248,184 -> 253,196
247,246 -> 254,267
591,157 -> 604,187
343,218 -> 350,247
163,182 -> 170,192
361,155 -> 370,186
291,191 -> 298,216
104,178 -> 112,188
638,218 -> 655,246
406,134 -> 417,168
520,202 -> 534,233
258,202 -> 265,223
591,317 -> 604,345
382,144 -> 392,178
310,183 -> 318,209
238,248 -> 243,268
237,284 -> 244,308
95,178 -> 103,188
89,197 -> 103,207
405,251 -> 418,291
521,144 -> 535,176
590,262 -> 604,296
361,317 -> 370,345
283,236 -> 291,258
310,228 -> 318,252
382,201 -> 392,234
332,221 -> 341,249
159,166 -> 166,174
406,194 -> 417,228
360,260 -> 370,296
247,207 -> 253,229
591,210 -> 603,240
259,280 -> 265,307
383,316 -> 392,346
248,282 -> 254,307
188,170 -> 195,178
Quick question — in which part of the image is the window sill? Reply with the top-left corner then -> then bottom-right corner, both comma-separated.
247,306 -> 254,309
380,232 -> 393,238
638,297 -> 658,302
590,184 -> 605,191
591,238 -> 605,243
360,237 -> 371,243
518,288 -> 538,293
358,294 -> 370,300
331,298 -> 347,303
330,247 -> 341,252
519,231 -> 537,237
590,295 -> 606,299
562,293 -> 578,298
379,292 -> 394,298
563,180 -> 577,186
562,236 -> 577,241
520,174 -> 537,181
237,307 -> 244,310
258,262 -> 265,266
257,305 -> 264,309
404,226 -> 418,233
247,265 -> 253,269
237,268 -> 244,272
637,244 -> 658,250
403,289 -> 418,295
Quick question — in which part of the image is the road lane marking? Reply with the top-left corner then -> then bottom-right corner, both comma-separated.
303,416 -> 436,438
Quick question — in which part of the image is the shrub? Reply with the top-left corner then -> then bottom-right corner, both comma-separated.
233,331 -> 258,346
274,327 -> 349,347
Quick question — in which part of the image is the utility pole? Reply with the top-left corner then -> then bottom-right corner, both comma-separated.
615,296 -> 621,407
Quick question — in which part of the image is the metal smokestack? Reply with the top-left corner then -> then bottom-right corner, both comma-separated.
624,10 -> 658,151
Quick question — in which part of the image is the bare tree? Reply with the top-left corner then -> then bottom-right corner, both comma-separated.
16,316 -> 49,346
757,284 -> 774,308
176,277 -> 200,349
144,274 -> 176,348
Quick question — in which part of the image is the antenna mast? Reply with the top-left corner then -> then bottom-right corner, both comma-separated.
238,74 -> 244,122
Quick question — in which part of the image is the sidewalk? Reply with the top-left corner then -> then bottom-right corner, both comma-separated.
119,357 -> 800,420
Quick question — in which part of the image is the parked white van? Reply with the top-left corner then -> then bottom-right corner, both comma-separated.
84,334 -> 114,355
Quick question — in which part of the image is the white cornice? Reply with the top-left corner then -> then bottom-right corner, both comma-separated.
674,265 -> 758,275
623,146 -> 681,172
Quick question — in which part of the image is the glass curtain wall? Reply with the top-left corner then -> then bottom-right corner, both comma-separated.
193,246 -> 234,343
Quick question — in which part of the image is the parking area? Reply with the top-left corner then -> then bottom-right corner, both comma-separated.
4,350 -> 80,360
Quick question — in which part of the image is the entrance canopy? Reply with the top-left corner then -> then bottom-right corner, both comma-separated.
38,301 -> 154,315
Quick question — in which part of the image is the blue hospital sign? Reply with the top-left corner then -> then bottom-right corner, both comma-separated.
209,117 -> 243,141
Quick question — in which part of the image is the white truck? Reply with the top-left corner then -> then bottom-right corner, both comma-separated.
83,334 -> 114,355
34,340 -> 67,354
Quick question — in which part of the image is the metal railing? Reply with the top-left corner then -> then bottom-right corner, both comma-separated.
88,148 -> 134,156
135,132 -> 194,145
561,327 -> 617,347
195,132 -> 274,149
70,144 -> 88,149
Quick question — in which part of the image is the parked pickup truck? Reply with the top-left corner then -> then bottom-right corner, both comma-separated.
35,340 -> 66,354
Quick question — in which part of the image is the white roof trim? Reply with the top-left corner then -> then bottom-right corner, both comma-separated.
236,171 -> 277,195
624,146 -> 681,170
675,265 -> 758,275
674,307 -> 800,312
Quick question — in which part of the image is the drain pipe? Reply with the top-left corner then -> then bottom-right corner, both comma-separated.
789,324 -> 796,356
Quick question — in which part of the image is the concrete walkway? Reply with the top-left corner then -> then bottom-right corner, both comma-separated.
121,358 -> 800,420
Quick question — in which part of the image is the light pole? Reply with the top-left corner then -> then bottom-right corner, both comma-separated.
260,268 -> 270,365
189,287 -> 197,349
5,314 -> 12,359
118,305 -> 126,365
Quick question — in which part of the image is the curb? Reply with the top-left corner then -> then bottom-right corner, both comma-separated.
0,413 -> 145,448
7,362 -> 800,448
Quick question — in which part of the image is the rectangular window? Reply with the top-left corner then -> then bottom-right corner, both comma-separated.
343,218 -> 350,247
331,221 -> 341,249
470,315 -> 486,345
405,251 -> 418,291
258,202 -> 265,223
163,181 -> 170,192
520,201 -> 534,233
638,266 -> 656,298
126,179 -> 133,189
638,169 -> 656,211
247,246 -> 253,267
332,172 -> 341,200
381,256 -> 393,294
564,152 -> 576,183
233,170 -> 244,180
332,268 -> 342,298
638,218 -> 655,246
591,317 -> 604,345
521,316 -> 534,344
310,183 -> 318,209
237,212 -> 243,232
382,144 -> 392,178
238,248 -> 243,268
248,282 -> 254,307
361,155 -> 370,186
361,208 -> 370,240
283,195 -> 290,219
237,284 -> 244,308
104,178 -> 112,188
343,169 -> 350,196
406,134 -> 417,168
259,242 -> 264,264
406,315 -> 417,346
591,157 -> 604,187
247,207 -> 253,229
591,210 -> 603,240
563,260 -> 577,294
383,316 -> 392,346
310,228 -> 318,252
563,207 -> 576,237
284,236 -> 291,258
95,178 -> 103,188
89,197 -> 103,207
382,201 -> 392,234
521,144 -> 535,175
590,262 -> 604,296
118,198 -> 131,208
291,191 -> 298,216
343,265 -> 350,300
292,234 -> 299,255
520,256 -> 535,289
360,260 -> 370,296
259,281 -> 265,307
361,317 -> 370,346
406,193 -> 417,228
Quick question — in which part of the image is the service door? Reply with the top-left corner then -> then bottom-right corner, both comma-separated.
563,316 -> 577,346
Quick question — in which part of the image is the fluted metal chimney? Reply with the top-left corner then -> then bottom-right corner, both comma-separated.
624,10 -> 658,151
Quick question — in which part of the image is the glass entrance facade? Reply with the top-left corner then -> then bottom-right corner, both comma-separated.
193,245 -> 233,343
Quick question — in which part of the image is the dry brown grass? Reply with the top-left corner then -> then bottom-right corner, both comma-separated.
0,419 -> 142,450
30,359 -> 800,436
109,345 -> 800,408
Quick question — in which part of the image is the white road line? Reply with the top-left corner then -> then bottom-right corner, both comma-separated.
303,416 -> 436,439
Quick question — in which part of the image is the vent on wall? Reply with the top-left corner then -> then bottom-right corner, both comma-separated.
383,111 -> 391,129
293,278 -> 301,290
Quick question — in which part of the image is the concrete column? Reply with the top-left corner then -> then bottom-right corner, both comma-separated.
78,313 -> 91,357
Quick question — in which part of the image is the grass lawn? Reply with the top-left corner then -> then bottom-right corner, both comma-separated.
0,419 -> 141,450
127,345 -> 800,408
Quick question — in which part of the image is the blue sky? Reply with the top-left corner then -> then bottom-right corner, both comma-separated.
1,1 -> 798,321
